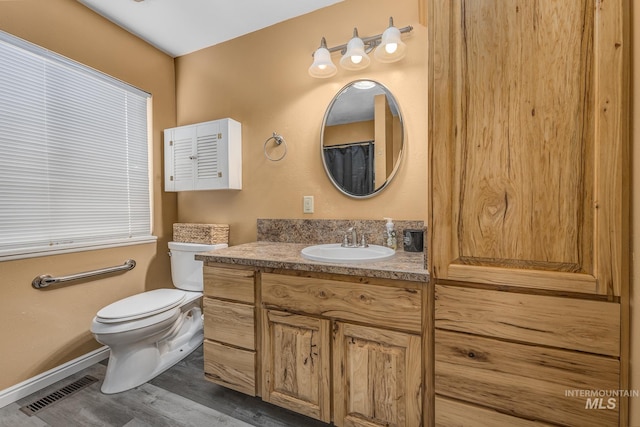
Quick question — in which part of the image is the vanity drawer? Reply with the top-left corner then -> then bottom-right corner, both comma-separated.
261,273 -> 421,333
204,265 -> 255,304
435,329 -> 619,427
204,340 -> 256,396
434,284 -> 620,356
203,298 -> 255,350
435,396 -> 555,427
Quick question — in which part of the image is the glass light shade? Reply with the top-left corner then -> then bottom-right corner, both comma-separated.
308,46 -> 337,78
374,25 -> 406,63
339,34 -> 370,71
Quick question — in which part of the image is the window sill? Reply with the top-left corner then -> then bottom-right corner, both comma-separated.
0,236 -> 158,262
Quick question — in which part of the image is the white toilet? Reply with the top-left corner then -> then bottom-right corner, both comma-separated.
90,241 -> 227,394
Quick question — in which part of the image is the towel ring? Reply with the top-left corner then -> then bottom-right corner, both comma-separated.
264,132 -> 287,161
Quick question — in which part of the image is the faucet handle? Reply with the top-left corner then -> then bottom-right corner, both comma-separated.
342,234 -> 349,247
360,233 -> 368,248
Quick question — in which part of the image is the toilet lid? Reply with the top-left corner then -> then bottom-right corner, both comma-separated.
96,288 -> 186,323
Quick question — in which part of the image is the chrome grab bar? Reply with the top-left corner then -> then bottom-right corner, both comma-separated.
32,259 -> 136,289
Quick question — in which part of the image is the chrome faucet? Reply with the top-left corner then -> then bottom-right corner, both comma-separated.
341,227 -> 367,248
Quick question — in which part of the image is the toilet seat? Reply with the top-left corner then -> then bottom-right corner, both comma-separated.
96,288 -> 186,323
91,307 -> 181,335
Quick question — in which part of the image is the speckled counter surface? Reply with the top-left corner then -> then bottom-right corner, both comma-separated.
195,241 -> 429,283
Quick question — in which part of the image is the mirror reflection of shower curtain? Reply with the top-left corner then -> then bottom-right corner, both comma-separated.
323,142 -> 374,195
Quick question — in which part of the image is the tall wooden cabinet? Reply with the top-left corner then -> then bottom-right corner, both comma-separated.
428,0 -> 629,425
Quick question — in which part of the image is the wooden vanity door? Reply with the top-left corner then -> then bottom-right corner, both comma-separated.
428,0 -> 628,296
261,309 -> 331,423
333,322 -> 422,427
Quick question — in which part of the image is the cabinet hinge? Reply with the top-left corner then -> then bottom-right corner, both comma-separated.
169,140 -> 173,146
218,133 -> 222,139
218,172 -> 222,178
170,176 -> 174,181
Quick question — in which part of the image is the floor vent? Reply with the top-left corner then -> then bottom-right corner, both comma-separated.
19,375 -> 99,416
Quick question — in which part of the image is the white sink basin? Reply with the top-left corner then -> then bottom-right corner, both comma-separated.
301,243 -> 395,264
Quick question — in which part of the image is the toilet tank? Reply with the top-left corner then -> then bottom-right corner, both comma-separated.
168,242 -> 228,291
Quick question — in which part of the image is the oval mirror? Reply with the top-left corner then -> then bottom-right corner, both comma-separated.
321,80 -> 404,198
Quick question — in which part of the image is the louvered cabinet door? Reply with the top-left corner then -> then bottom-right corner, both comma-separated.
164,126 -> 194,191
193,120 -> 221,190
428,0 -> 628,297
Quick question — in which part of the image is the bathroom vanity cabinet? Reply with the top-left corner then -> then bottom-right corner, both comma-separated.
202,262 -> 425,427
261,272 -> 423,427
202,265 -> 257,396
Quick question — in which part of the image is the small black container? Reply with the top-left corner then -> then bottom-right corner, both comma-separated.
403,229 -> 424,252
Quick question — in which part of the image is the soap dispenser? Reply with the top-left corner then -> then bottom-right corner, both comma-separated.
383,218 -> 397,250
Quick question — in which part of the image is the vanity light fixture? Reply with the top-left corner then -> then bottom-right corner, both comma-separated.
339,28 -> 371,71
308,17 -> 412,79
375,18 -> 408,63
308,37 -> 338,78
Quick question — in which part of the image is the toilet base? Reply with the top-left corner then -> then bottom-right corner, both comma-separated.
99,303 -> 203,394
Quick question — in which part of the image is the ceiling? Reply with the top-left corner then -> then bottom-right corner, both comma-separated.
77,0 -> 343,58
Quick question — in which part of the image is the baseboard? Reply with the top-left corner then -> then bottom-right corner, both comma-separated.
0,346 -> 109,409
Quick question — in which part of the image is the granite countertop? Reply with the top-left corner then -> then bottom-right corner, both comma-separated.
196,241 -> 429,283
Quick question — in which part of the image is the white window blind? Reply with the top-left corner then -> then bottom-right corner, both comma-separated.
0,30 -> 153,259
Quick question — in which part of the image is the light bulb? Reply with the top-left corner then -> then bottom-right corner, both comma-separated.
351,55 -> 363,64
385,43 -> 398,54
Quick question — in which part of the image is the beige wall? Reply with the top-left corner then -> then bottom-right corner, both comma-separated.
174,0 -> 428,245
0,0 -> 177,390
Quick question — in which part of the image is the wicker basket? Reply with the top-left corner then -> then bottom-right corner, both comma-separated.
172,223 -> 229,245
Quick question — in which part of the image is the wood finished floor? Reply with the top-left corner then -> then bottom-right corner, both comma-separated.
0,346 -> 328,427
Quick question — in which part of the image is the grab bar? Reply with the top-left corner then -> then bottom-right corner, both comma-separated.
32,259 -> 136,289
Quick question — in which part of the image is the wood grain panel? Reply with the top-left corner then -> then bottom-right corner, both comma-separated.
203,298 -> 255,350
594,0 -> 629,298
428,0 -> 628,297
261,273 -> 421,333
435,330 -> 619,426
333,322 -> 422,427
447,264 -> 597,294
261,310 -> 331,423
458,0 -> 593,268
204,265 -> 255,303
435,396 -> 554,427
434,285 -> 620,356
204,340 -> 256,396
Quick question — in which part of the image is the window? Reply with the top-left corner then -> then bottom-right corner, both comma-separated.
0,30 -> 154,260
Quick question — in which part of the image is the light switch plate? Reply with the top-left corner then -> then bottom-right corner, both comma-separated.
303,196 -> 314,214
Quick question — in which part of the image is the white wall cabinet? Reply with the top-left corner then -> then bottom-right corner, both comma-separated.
164,118 -> 242,191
